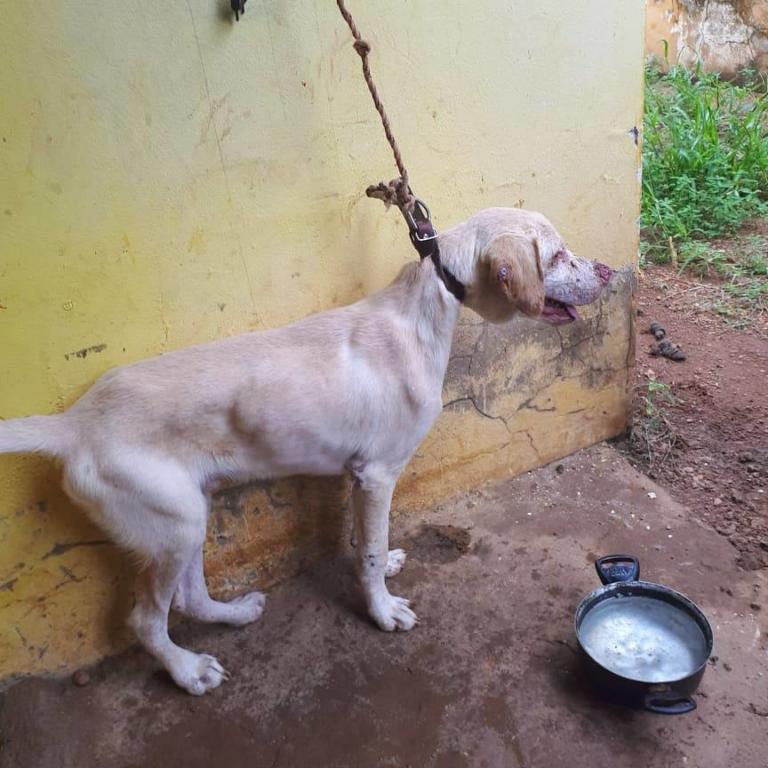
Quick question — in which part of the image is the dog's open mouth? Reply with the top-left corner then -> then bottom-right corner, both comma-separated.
542,297 -> 579,325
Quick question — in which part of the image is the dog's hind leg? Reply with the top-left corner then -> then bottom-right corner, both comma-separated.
351,463 -> 417,632
385,548 -> 407,577
172,547 -> 266,626
74,455 -> 231,695
128,519 -> 229,696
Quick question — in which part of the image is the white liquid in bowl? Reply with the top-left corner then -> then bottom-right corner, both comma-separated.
580,595 -> 708,683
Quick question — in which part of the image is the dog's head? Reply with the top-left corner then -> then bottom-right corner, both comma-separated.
445,208 -> 612,325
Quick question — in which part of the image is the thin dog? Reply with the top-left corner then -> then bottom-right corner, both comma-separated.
0,207 -> 612,694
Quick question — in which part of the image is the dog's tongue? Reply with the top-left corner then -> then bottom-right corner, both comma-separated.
543,298 -> 579,322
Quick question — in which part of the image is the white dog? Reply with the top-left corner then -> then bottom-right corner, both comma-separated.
0,207 -> 611,694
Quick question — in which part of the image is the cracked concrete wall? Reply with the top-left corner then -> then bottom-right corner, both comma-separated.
0,0 -> 643,680
647,0 -> 768,73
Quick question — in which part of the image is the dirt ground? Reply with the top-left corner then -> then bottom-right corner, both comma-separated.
1,443 -> 766,768
623,264 -> 768,571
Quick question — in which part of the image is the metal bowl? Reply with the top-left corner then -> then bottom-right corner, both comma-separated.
574,556 -> 713,715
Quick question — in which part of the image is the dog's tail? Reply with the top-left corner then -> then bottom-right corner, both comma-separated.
0,415 -> 69,458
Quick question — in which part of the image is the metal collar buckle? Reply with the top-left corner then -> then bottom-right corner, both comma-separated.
401,198 -> 438,249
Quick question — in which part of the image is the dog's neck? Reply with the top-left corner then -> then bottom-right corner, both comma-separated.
373,259 -> 462,384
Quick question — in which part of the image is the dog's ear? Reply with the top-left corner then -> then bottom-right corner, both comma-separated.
486,234 -> 545,317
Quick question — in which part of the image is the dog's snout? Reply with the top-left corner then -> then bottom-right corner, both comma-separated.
594,262 -> 613,287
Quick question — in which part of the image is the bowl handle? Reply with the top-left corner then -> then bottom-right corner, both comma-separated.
595,555 -> 640,585
644,695 -> 697,715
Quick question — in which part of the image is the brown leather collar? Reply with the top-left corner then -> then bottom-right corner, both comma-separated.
410,220 -> 465,303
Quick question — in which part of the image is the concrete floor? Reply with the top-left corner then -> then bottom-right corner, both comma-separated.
1,444 -> 767,768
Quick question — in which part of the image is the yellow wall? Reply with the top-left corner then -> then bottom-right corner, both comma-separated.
0,0 -> 644,680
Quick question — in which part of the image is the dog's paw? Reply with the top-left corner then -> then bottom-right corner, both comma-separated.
385,548 -> 407,578
226,591 -> 266,626
171,651 -> 229,696
370,594 -> 418,632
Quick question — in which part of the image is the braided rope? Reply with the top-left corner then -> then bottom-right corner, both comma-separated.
336,0 -> 415,214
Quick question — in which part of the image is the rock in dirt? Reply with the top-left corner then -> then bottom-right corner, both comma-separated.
650,339 -> 686,361
72,670 -> 90,687
649,321 -> 666,340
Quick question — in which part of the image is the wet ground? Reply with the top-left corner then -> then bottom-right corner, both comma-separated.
1,444 -> 766,768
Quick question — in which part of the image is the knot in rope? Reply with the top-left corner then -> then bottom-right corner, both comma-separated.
352,39 -> 371,57
366,178 -> 413,212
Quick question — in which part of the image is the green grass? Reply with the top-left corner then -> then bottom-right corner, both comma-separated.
629,378 -> 682,469
642,66 -> 768,243
641,65 -> 768,319
642,378 -> 676,417
676,236 -> 768,314
677,236 -> 765,278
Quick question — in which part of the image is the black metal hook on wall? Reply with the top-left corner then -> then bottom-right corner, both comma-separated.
231,0 -> 246,22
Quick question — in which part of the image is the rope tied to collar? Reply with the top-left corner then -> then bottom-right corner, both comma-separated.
336,1 -> 414,215
335,0 -> 465,302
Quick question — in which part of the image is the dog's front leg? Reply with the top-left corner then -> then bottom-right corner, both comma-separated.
351,463 -> 417,631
